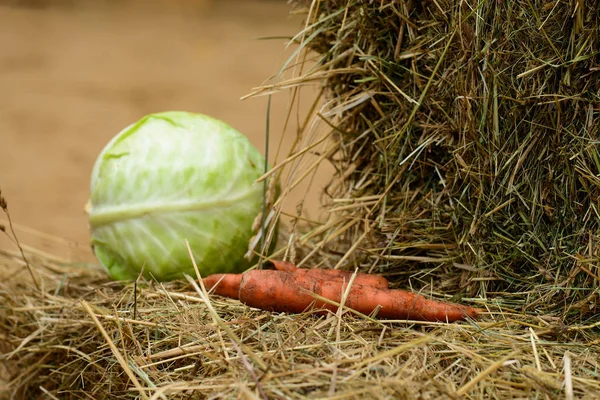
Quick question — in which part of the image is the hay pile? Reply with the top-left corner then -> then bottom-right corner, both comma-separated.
2,245 -> 600,399
268,0 -> 600,321
2,0 -> 600,399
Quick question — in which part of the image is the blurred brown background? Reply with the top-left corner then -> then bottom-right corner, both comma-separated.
0,0 -> 329,261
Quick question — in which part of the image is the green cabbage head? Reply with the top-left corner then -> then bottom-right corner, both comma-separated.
87,111 -> 267,281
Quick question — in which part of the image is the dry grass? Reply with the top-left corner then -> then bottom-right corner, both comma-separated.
253,0 -> 600,322
2,0 -> 600,398
1,246 -> 600,399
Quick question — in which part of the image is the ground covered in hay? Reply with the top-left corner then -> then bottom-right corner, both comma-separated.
1,247 -> 599,399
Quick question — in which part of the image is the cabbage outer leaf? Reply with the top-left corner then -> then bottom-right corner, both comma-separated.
88,111 -> 266,281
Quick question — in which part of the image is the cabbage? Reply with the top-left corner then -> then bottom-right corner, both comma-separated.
87,111 -> 267,281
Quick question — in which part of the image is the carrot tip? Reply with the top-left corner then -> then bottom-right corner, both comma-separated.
471,308 -> 485,317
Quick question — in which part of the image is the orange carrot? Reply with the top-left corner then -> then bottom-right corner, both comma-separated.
272,260 -> 389,289
202,269 -> 478,323
202,273 -> 241,299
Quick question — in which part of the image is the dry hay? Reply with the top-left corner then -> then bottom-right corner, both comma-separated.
259,0 -> 600,321
2,0 -> 600,399
1,245 -> 600,399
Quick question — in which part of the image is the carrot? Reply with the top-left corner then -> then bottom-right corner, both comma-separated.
202,269 -> 478,323
272,260 -> 389,289
202,273 -> 242,299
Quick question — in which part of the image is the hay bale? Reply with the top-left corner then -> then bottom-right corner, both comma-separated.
283,0 -> 600,321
